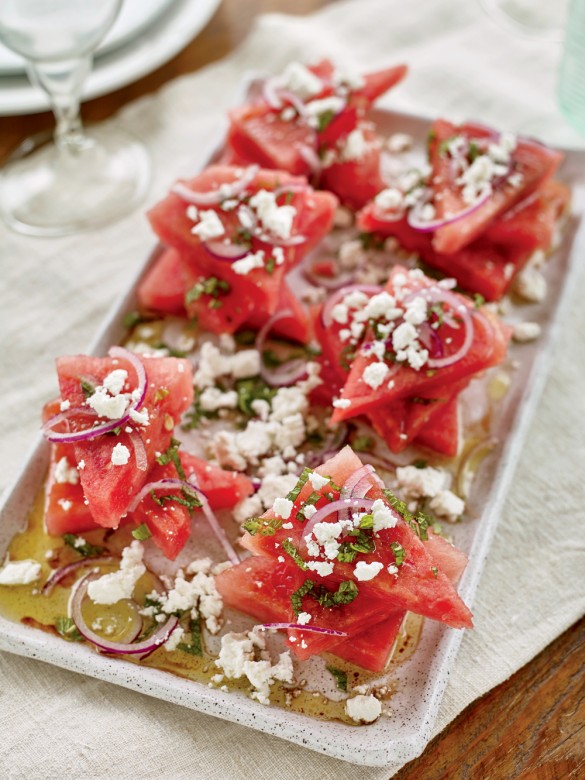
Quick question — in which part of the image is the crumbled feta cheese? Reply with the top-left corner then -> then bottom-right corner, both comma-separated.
199,387 -> 238,412
102,369 -> 128,396
363,362 -> 390,390
304,96 -> 346,128
273,497 -> 293,519
345,694 -> 382,723
354,561 -> 384,581
77,459 -> 85,470
229,349 -> 262,379
87,541 -> 145,605
249,189 -> 296,240
302,504 -> 317,520
232,250 -> 265,276
191,209 -> 225,240
111,443 -> 131,466
54,456 -> 79,485
309,472 -> 329,490
341,128 -> 367,161
332,398 -> 351,409
374,188 -> 403,212
87,387 -> 128,420
513,265 -> 547,303
57,498 -> 72,512
387,564 -> 399,576
306,560 -> 334,577
296,612 -> 312,625
164,626 -> 185,652
215,628 -> 293,705
0,559 -> 42,585
387,133 -> 413,153
59,398 -> 71,411
392,321 -> 417,351
429,490 -> 465,523
371,498 -> 398,532
277,61 -> 323,100
129,406 -> 149,426
512,321 -> 541,343
158,567 -> 223,633
395,465 -> 447,499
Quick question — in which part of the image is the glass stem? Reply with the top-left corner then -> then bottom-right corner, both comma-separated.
27,55 -> 92,151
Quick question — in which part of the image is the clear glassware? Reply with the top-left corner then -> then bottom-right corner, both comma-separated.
0,0 -> 150,237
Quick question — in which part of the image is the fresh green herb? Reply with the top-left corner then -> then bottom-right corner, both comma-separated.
234,329 -> 256,346
473,293 -> 486,309
326,666 -> 348,692
286,467 -> 313,503
183,389 -> 220,430
234,227 -> 252,246
357,231 -> 385,251
468,141 -> 480,162
178,617 -> 203,656
431,566 -> 439,578
358,514 -> 374,530
208,299 -> 223,310
291,579 -> 315,616
427,128 -> 437,147
156,437 -> 187,481
339,344 -> 357,372
284,191 -> 295,205
262,349 -> 282,368
316,109 -> 335,133
150,487 -> 201,512
132,523 -> 152,541
63,534 -> 104,558
413,459 -> 428,469
55,616 -> 83,642
314,580 -> 359,609
185,277 -> 230,307
243,516 -> 283,536
265,256 -> 276,274
80,379 -> 96,399
235,377 -> 277,417
352,435 -> 374,453
337,529 -> 376,563
282,539 -> 308,571
154,387 -> 170,402
383,488 -> 430,541
391,541 -> 405,567
123,310 -> 150,329
428,301 -> 445,327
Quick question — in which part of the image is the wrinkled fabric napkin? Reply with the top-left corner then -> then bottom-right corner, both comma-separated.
1,1 -> 584,777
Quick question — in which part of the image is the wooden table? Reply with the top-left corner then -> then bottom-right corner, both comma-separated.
1,2 -> 583,777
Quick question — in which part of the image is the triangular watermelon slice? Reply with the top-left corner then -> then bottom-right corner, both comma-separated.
429,119 -> 563,254
413,395 -> 461,457
240,446 -> 472,629
55,353 -> 193,529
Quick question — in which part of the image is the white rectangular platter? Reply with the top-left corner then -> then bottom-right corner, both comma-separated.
1,89 -> 584,767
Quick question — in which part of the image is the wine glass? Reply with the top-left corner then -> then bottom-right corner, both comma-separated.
0,0 -> 150,237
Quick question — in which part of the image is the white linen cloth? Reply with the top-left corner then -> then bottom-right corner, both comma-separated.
1,1 -> 584,777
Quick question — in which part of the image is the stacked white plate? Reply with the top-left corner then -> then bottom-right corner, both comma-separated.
0,0 -> 222,115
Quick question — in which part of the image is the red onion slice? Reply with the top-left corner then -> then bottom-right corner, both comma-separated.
298,143 -> 322,177
262,77 -> 284,109
260,623 -> 348,637
303,263 -> 356,291
203,240 -> 249,262
128,477 -> 240,565
278,89 -> 309,119
421,289 -> 475,369
171,165 -> 259,206
300,497 -> 376,550
256,310 -> 308,388
42,556 -> 118,596
406,187 -> 490,233
321,284 -> 381,329
128,429 -> 147,472
256,231 -> 307,247
70,573 -> 178,657
42,347 -> 148,445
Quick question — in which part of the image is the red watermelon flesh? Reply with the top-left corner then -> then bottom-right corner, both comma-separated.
241,446 -> 472,629
55,354 -> 193,529
137,247 -> 196,316
243,280 -> 312,344
429,119 -> 563,254
327,612 -> 406,672
330,267 -> 510,424
414,394 -> 461,457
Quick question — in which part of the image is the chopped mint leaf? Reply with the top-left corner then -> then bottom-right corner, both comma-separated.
123,310 -> 149,329
178,617 -> 203,656
291,579 -> 315,616
282,539 -> 308,571
391,541 -> 405,567
431,566 -> 439,578
383,488 -> 430,541
234,329 -> 256,346
326,666 -> 348,692
352,435 -> 374,453
55,616 -> 83,642
314,580 -> 359,609
185,276 -> 230,306
80,379 -> 95,399
243,516 -> 282,537
474,293 -> 486,309
468,141 -> 480,162
63,534 -> 104,558
156,437 -> 186,481
316,109 -> 335,133
286,468 -> 313,503
265,257 -> 276,274
132,523 -> 152,541
413,459 -> 428,469
235,377 -> 277,417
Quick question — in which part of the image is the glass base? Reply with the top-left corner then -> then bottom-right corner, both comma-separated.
0,125 -> 150,237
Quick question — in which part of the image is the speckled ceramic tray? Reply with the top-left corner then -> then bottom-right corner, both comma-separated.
1,78 -> 584,767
